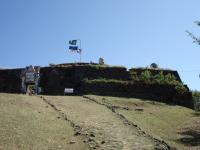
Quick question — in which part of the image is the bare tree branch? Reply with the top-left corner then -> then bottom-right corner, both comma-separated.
186,30 -> 200,45
186,21 -> 200,45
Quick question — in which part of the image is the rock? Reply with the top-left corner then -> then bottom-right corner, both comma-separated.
88,142 -> 97,149
74,131 -> 81,136
123,106 -> 129,110
135,108 -> 144,111
90,133 -> 95,137
101,141 -> 105,144
88,137 -> 94,142
155,143 -> 169,150
69,141 -> 76,144
74,125 -> 81,136
133,124 -> 138,127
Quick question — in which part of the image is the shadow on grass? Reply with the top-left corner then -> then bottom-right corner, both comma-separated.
177,129 -> 200,146
193,112 -> 200,117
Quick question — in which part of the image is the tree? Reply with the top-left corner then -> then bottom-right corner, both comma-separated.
186,21 -> 200,45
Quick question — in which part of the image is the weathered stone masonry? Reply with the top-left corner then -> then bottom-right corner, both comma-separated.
0,63 -> 193,108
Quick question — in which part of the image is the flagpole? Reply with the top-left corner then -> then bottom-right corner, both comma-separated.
77,39 -> 82,63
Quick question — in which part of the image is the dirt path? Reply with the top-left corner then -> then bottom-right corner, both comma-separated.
82,95 -> 170,149
43,96 -> 156,150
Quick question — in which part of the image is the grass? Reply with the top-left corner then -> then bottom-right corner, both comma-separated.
0,93 -> 87,150
1,93 -> 199,149
44,96 -> 155,150
87,95 -> 200,150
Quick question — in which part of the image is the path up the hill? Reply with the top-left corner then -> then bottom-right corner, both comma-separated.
44,96 -> 157,150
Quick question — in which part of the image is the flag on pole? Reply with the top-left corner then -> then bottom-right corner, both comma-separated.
68,39 -> 81,54
69,46 -> 78,50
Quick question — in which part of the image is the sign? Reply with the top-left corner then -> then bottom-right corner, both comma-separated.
25,72 -> 35,83
64,88 -> 74,95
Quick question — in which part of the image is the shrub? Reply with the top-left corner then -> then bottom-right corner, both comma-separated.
130,70 -> 187,94
165,73 -> 177,83
192,90 -> 200,99
130,71 -> 139,81
174,82 -> 187,94
153,71 -> 166,85
83,78 -> 127,84
87,64 -> 125,70
140,70 -> 152,82
192,90 -> 200,111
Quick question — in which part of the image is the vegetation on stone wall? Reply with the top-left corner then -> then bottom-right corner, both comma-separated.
130,70 -> 187,93
192,90 -> 200,111
0,64 -> 192,108
81,78 -> 193,108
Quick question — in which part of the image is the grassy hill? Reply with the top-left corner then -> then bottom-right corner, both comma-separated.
0,93 -> 87,150
86,95 -> 200,149
0,93 -> 199,150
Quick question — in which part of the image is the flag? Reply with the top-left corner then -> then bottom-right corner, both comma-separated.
69,46 -> 78,51
69,40 -> 77,45
69,46 -> 82,53
77,49 -> 82,53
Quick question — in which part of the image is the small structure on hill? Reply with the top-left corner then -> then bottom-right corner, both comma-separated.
21,66 -> 41,94
99,57 -> 104,65
150,63 -> 158,69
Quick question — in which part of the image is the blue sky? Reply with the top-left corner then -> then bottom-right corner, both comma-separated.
0,0 -> 200,90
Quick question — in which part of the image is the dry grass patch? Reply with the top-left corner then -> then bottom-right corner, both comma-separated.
44,95 -> 155,150
88,95 -> 199,150
0,93 -> 87,150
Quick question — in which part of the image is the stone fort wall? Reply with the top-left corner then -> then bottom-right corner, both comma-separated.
0,64 -> 193,108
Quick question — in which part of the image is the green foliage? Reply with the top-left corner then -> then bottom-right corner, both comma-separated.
165,73 -> 177,83
154,71 -> 165,84
88,64 -> 125,70
130,71 -> 139,81
192,90 -> 200,99
83,78 -> 127,84
88,64 -> 108,69
84,69 -> 187,94
140,70 -> 152,82
174,82 -> 187,94
130,70 -> 187,93
192,90 -> 200,111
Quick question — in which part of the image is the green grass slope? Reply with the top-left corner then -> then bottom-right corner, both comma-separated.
87,95 -> 200,150
45,96 -> 155,150
0,93 -> 87,150
1,93 -> 199,150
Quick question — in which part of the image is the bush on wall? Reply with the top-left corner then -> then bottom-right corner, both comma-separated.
192,90 -> 200,111
130,70 -> 187,94
81,78 -> 192,108
140,70 -> 152,82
